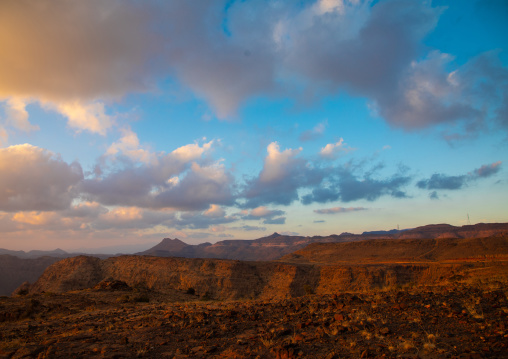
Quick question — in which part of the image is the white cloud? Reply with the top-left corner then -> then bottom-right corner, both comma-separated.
171,140 -> 213,163
259,142 -> 302,183
106,127 -> 154,164
49,100 -> 113,135
242,142 -> 325,208
320,138 -> 354,159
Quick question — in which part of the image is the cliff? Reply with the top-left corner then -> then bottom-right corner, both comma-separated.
26,235 -> 508,300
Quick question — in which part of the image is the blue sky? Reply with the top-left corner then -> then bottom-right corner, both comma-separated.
0,0 -> 507,252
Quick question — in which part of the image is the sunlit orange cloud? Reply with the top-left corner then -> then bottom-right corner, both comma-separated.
101,207 -> 144,222
12,211 -> 57,226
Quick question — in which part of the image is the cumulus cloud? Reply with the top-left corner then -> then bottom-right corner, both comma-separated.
314,206 -> 368,214
242,142 -> 325,208
417,161 -> 502,192
105,127 -> 154,164
374,50 -> 508,139
171,140 -> 214,163
153,162 -> 235,210
320,138 -> 354,159
83,158 -> 235,211
259,142 -> 303,183
0,144 -> 83,211
83,138 -> 228,211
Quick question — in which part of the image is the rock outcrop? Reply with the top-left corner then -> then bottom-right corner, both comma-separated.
25,234 -> 508,300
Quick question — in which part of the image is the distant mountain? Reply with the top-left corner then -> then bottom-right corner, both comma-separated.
139,222 -> 508,261
138,232 -> 353,261
0,248 -> 69,259
3,222 -> 508,296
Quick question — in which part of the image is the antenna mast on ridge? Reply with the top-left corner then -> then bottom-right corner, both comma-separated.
467,213 -> 471,225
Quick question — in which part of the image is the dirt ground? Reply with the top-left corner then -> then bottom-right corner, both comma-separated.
1,283 -> 507,358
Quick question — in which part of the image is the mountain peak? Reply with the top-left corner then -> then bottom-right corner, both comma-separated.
143,238 -> 189,253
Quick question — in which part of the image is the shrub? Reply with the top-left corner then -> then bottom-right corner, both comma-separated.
186,287 -> 196,295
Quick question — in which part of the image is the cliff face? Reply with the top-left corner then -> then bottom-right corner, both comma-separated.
27,252 -> 507,300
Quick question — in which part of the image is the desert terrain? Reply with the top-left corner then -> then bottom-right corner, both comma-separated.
1,224 -> 507,358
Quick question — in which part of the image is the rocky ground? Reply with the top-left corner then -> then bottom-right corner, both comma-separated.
1,283 -> 507,358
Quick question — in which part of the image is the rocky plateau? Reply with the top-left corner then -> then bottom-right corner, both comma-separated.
1,223 -> 508,358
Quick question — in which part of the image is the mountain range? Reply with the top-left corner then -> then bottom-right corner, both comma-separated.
138,222 -> 508,261
2,222 -> 508,296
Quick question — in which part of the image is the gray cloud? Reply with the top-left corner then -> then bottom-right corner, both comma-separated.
0,0 -> 161,102
302,165 -> 411,204
82,154 -> 235,211
2,0 -> 505,136
241,208 -> 285,221
473,161 -> 502,178
93,208 -> 175,231
263,217 -> 286,225
238,225 -> 266,232
241,143 -> 325,208
417,161 -> 502,193
299,121 -> 327,142
302,187 -> 340,205
416,174 -> 467,190
314,207 -> 368,214
175,211 -> 236,230
0,144 -> 83,211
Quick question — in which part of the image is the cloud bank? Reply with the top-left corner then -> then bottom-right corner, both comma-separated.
1,0 -> 506,136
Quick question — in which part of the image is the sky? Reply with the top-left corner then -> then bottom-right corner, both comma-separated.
0,0 -> 507,253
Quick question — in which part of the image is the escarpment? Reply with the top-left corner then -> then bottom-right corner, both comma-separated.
26,250 -> 507,300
